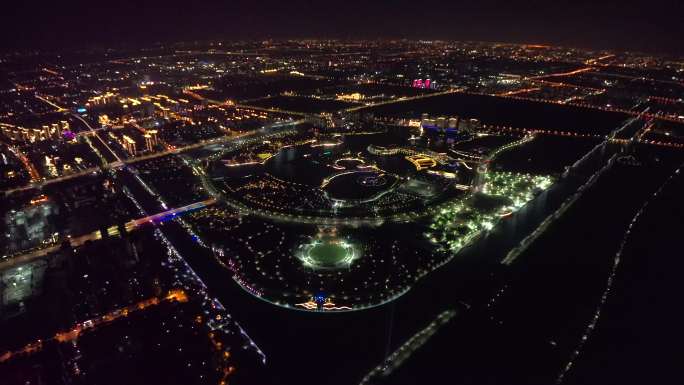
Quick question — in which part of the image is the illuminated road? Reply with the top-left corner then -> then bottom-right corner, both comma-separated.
1,167 -> 103,195
234,103 -> 309,117
496,87 -> 542,96
1,118 -> 305,195
445,85 -> 684,128
34,94 -> 66,112
0,290 -> 188,364
584,54 -> 616,65
0,198 -> 216,272
117,156 -> 267,363
344,88 -> 462,113
526,66 -> 594,80
501,109 -> 649,266
5,143 -> 41,182
359,309 -> 458,385
183,88 -> 309,117
190,83 -> 452,132
555,161 -> 684,384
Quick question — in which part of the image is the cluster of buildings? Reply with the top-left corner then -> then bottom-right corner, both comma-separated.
412,79 -> 438,89
116,128 -> 159,155
0,120 -> 71,143
419,113 -> 481,134
336,92 -> 365,101
3,196 -> 59,254
87,91 -> 118,106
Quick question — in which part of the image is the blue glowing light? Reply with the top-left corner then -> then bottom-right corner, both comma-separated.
314,294 -> 327,303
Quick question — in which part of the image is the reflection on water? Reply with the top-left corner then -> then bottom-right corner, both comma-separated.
266,145 -> 337,186
220,132 -> 413,186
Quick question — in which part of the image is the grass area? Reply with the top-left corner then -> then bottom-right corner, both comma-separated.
308,242 -> 349,265
427,171 -> 553,253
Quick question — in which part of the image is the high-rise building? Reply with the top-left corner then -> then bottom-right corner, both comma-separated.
60,120 -> 70,135
413,78 -> 436,89
448,117 -> 460,129
147,130 -> 158,147
144,134 -> 154,152
122,135 -> 136,155
51,123 -> 60,139
459,118 -> 482,133
420,113 -> 430,128
143,129 -> 159,152
436,117 -> 447,130
88,92 -> 117,106
42,125 -> 50,140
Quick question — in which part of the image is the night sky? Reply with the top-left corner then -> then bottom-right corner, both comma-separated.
1,0 -> 683,53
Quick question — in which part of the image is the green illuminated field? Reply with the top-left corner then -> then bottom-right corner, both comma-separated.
308,242 -> 349,266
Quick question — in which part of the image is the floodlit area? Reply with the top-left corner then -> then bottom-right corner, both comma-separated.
428,171 -> 554,254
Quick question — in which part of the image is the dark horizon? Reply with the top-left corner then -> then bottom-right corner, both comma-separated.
1,0 -> 683,54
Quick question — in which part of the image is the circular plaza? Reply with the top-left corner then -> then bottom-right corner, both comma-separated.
296,236 -> 360,270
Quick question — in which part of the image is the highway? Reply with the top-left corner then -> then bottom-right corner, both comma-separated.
7,76 -> 681,198
526,66 -> 594,80
1,118 -> 305,196
34,94 -> 67,112
359,309 -> 458,385
475,88 -> 678,122
5,143 -> 41,182
501,109 -> 649,266
234,103 -> 309,117
116,142 -> 267,363
343,88 -> 462,113
1,116 -> 305,266
0,290 -> 189,364
0,198 -> 216,272
183,88 -> 309,117
555,161 -> 684,384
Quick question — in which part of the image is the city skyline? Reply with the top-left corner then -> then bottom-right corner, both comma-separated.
1,1 -> 683,53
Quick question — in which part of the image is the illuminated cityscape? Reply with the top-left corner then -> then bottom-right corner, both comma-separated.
1,2 -> 683,384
